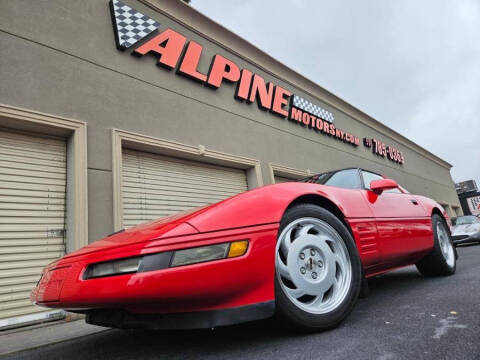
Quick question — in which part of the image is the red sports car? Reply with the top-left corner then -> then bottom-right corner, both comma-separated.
31,168 -> 456,331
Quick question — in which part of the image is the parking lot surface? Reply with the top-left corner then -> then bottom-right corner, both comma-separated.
5,245 -> 479,360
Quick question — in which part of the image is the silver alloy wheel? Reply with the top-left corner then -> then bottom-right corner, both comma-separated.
437,222 -> 455,267
275,217 -> 352,314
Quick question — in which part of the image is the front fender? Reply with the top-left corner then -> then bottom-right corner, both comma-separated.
188,183 -> 371,233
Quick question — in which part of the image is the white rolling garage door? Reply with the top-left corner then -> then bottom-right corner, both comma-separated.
0,130 -> 66,322
274,175 -> 295,184
122,149 -> 248,228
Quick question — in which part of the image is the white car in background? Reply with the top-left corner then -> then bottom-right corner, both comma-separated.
451,215 -> 480,246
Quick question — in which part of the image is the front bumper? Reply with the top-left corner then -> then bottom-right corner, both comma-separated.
31,223 -> 278,317
452,233 -> 480,245
86,301 -> 275,329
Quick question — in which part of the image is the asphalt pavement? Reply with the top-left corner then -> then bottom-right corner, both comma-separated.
3,245 -> 480,360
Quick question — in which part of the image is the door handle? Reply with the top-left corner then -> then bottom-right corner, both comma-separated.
410,199 -> 419,205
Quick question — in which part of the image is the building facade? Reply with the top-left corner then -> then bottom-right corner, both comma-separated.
0,0 -> 462,327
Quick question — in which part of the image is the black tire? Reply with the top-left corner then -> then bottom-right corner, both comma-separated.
275,204 -> 362,332
416,214 -> 456,277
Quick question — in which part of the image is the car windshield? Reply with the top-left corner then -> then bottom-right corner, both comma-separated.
454,216 -> 479,225
302,169 -> 361,189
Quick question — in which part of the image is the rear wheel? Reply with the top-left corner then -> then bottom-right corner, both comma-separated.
275,204 -> 362,331
416,214 -> 456,276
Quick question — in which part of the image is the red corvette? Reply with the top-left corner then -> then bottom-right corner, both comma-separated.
31,168 -> 456,331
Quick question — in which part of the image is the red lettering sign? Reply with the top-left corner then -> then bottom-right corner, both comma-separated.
177,41 -> 207,82
127,26 -> 387,155
364,138 -> 405,164
287,107 -> 359,147
207,55 -> 240,88
248,74 -> 274,110
271,86 -> 291,117
235,69 -> 253,101
134,28 -> 186,69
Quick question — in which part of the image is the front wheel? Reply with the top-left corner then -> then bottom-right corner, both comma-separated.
275,204 -> 362,331
416,214 -> 456,277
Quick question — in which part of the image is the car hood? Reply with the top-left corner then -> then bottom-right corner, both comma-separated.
62,205 -> 212,260
452,223 -> 480,235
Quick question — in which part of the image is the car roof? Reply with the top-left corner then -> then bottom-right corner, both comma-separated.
312,168 -> 384,177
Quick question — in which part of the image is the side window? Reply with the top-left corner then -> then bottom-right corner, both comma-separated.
361,170 -> 402,193
361,171 -> 383,189
323,169 -> 361,189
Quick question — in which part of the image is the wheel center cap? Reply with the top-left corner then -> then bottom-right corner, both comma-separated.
305,257 -> 315,271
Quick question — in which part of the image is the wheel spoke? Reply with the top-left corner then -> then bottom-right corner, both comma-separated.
280,228 -> 294,256
298,224 -> 315,236
285,286 -> 305,299
276,256 -> 292,280
307,293 -> 325,307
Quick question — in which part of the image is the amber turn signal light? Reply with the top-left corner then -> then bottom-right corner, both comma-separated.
228,240 -> 249,258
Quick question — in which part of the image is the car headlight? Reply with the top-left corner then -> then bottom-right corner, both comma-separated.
171,243 -> 229,267
84,240 -> 248,279
86,256 -> 142,279
170,240 -> 248,267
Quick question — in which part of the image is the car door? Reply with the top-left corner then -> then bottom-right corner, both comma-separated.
309,169 -> 382,268
360,170 -> 431,265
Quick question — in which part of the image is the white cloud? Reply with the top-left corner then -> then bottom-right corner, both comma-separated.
193,0 -> 480,187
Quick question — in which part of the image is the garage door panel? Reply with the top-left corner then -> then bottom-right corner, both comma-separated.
0,189 -> 65,200
0,291 -> 32,304
0,267 -> 47,280
0,161 -> 66,176
0,252 -> 64,264
123,200 -> 208,209
0,152 -> 66,168
122,172 -> 246,191
0,238 -> 64,247
0,299 -> 36,312
122,171 -> 246,189
0,258 -> 57,271
122,150 -> 248,228
0,173 -> 66,185
0,142 -> 65,158
0,224 -> 66,232
0,132 -> 65,151
0,245 -> 65,255
0,202 -> 65,211
0,182 -> 65,194
0,147 -> 66,163
0,275 -> 41,288
275,175 -> 296,184
0,210 -> 65,218
0,283 -> 36,295
122,163 -> 247,182
0,130 -> 66,321
122,183 -> 241,199
0,306 -> 48,321
123,152 -> 246,180
0,218 -> 65,225
0,197 -> 65,206
0,231 -> 64,241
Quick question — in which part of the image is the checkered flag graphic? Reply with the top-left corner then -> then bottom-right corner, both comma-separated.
292,95 -> 335,123
110,0 -> 160,50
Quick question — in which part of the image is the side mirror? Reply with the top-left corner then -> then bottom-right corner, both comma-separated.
370,178 -> 398,195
